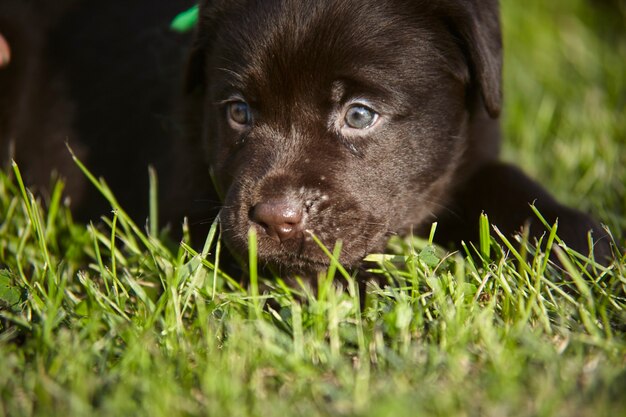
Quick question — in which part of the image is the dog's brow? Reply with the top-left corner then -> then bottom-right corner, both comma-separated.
216,67 -> 244,83
330,80 -> 346,103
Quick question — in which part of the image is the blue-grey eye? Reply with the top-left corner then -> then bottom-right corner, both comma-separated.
344,105 -> 378,129
228,101 -> 252,126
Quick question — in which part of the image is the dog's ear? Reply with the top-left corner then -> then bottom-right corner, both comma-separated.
183,0 -> 231,94
183,0 -> 213,94
184,43 -> 205,94
184,0 -> 250,94
438,0 -> 502,118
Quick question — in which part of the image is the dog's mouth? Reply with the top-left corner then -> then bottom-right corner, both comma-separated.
246,224 -> 378,274
249,228 -> 338,272
246,198 -> 361,269
219,191 -> 390,273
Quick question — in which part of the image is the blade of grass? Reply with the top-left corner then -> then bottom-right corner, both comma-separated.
479,212 -> 491,260
149,166 -> 158,238
248,227 -> 261,318
307,232 -> 351,282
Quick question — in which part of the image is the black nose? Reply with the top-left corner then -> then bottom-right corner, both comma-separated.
251,199 -> 304,242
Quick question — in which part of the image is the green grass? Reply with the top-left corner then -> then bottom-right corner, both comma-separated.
1,0 -> 625,416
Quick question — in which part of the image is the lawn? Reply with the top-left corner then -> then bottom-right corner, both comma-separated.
0,0 -> 625,416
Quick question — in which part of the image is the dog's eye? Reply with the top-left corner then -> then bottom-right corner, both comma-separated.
344,105 -> 378,130
227,101 -> 252,127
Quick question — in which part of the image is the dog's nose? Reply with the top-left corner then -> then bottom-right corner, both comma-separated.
251,200 -> 304,242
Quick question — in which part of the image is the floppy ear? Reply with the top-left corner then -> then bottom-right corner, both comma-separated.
439,0 -> 502,118
183,43 -> 206,94
183,0 -> 214,94
184,0 -> 248,94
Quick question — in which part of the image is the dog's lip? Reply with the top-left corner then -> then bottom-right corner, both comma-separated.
267,248 -> 354,272
252,227 -> 374,272
248,223 -> 340,265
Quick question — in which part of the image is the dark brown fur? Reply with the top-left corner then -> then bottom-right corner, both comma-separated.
182,0 -> 609,273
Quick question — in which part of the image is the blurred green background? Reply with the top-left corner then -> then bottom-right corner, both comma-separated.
501,0 -> 625,236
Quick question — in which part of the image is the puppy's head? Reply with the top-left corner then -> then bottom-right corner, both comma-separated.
185,0 -> 501,273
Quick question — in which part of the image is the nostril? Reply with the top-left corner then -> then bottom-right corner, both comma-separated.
251,199 -> 304,242
0,34 -> 10,68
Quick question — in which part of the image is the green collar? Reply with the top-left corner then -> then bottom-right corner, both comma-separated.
170,5 -> 199,33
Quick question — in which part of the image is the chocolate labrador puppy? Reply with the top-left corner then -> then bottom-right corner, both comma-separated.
180,0 -> 609,274
0,0 -> 609,277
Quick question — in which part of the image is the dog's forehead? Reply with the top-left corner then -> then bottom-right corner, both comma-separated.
208,0 -> 451,98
